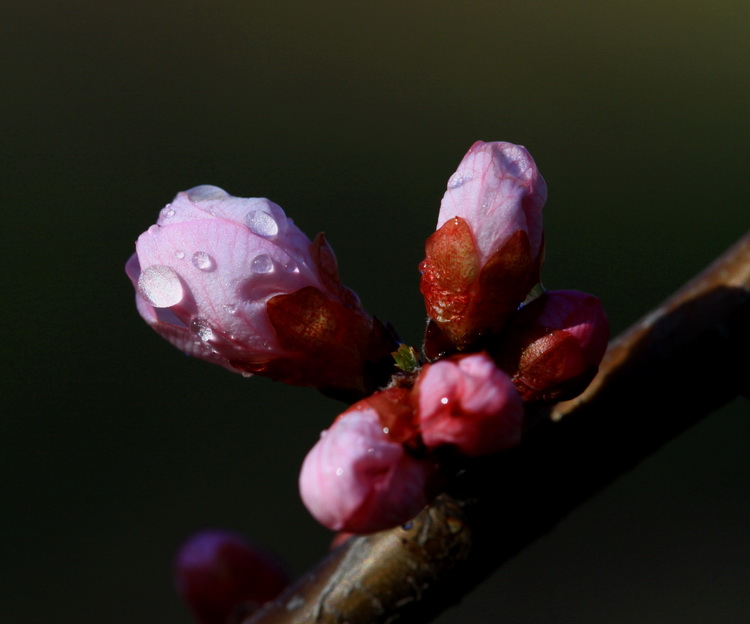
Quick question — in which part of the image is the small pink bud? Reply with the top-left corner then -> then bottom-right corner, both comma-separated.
126,186 -> 397,397
414,353 -> 523,456
495,290 -> 609,403
174,529 -> 290,624
420,142 -> 547,354
299,397 -> 436,533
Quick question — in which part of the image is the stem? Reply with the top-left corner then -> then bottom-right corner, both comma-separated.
242,231 -> 750,624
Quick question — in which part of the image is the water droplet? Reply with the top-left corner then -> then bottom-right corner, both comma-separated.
440,397 -> 449,405
283,259 -> 299,273
190,317 -> 215,344
161,205 -> 175,218
224,303 -> 237,315
138,265 -> 183,308
447,171 -> 473,189
251,254 -> 274,274
366,447 -> 375,454
402,521 -> 414,530
319,430 -> 328,439
335,467 -> 344,477
174,249 -> 185,259
186,185 -> 228,201
245,210 -> 279,237
382,426 -> 390,435
191,251 -> 216,271
241,371 -> 253,378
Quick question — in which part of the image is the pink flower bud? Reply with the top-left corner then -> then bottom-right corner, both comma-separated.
495,290 -> 609,403
299,393 -> 436,533
174,529 -> 290,624
126,186 -> 397,397
414,353 -> 523,456
420,142 -> 547,354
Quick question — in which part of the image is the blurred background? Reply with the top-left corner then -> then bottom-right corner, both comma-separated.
2,1 -> 748,622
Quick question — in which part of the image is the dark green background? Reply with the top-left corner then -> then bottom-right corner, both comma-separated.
2,1 -> 748,622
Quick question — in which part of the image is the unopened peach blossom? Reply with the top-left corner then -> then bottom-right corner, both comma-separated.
415,353 -> 523,456
126,186 -> 396,397
420,141 -> 547,353
174,529 -> 289,624
299,404 -> 436,534
495,290 -> 609,402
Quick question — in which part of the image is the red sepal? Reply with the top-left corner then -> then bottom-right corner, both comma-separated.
421,217 -> 540,352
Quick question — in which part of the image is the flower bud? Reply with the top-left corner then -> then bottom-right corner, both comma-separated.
299,391 -> 436,533
174,529 -> 290,624
414,353 -> 523,456
126,186 -> 397,398
495,290 -> 609,403
420,142 -> 547,354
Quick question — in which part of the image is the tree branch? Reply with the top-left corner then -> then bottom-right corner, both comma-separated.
241,231 -> 750,624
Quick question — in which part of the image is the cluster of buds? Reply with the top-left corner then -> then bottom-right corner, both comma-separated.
127,141 -> 608,620
299,351 -> 524,532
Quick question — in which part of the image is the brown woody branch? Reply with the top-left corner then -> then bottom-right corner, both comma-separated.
242,231 -> 750,624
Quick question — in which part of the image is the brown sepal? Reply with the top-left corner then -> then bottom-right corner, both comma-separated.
310,233 -> 361,309
262,286 -> 398,400
421,220 -> 538,352
264,286 -> 373,394
364,387 -> 419,445
420,217 -> 479,333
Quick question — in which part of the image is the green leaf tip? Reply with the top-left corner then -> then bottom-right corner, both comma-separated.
392,344 -> 420,372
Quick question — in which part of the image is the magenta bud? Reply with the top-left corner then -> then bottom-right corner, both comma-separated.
496,290 -> 609,403
420,142 -> 547,353
414,352 -> 524,456
174,529 -> 290,624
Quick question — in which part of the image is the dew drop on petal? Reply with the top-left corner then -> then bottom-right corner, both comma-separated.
245,210 -> 279,238
440,397 -> 449,405
251,254 -> 274,274
138,265 -> 184,308
190,317 -> 215,344
447,171 -> 473,189
283,259 -> 299,273
335,467 -> 344,477
192,251 -> 216,272
174,249 -> 185,259
186,185 -> 228,201
161,205 -> 175,218
382,427 -> 390,435
224,303 -> 237,315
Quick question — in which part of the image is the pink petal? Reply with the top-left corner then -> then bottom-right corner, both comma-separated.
299,408 -> 435,533
416,353 -> 523,456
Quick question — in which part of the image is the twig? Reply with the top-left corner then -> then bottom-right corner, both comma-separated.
242,231 -> 750,624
